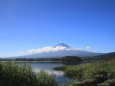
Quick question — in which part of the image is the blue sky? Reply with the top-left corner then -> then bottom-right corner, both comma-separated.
0,0 -> 115,57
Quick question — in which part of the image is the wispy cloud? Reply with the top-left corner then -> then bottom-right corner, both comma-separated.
18,51 -> 24,54
28,46 -> 67,53
28,46 -> 84,53
85,46 -> 92,49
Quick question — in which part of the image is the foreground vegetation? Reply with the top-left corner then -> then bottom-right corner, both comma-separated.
0,58 -> 115,86
54,59 -> 115,86
0,62 -> 57,86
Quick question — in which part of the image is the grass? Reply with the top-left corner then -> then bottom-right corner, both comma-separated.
54,59 -> 115,79
54,59 -> 115,86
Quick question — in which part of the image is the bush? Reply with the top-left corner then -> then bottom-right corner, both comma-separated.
94,75 -> 107,83
63,62 -> 109,79
0,62 -> 37,86
0,62 -> 57,86
37,70 -> 58,86
72,82 -> 83,86
82,79 -> 97,86
53,66 -> 67,71
83,62 -> 108,79
108,71 -> 115,79
105,79 -> 115,86
61,56 -> 83,62
97,83 -> 110,86
65,66 -> 84,79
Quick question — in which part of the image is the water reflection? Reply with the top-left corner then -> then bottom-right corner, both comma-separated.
33,68 -> 64,76
62,61 -> 82,65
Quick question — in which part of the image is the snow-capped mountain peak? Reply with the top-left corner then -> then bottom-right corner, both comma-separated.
55,43 -> 70,48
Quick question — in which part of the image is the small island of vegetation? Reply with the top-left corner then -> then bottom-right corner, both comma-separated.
61,56 -> 83,62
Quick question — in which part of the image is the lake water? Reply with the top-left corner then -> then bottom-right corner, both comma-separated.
2,61 -> 82,84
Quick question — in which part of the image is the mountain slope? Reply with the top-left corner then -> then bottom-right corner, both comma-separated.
6,43 -> 104,59
94,52 -> 115,60
16,50 -> 103,58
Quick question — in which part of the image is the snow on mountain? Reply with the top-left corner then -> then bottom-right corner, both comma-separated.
55,43 -> 70,48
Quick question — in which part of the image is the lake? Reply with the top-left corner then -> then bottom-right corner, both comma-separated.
2,61 -> 82,84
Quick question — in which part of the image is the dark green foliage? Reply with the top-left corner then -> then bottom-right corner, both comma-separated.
0,62 -> 57,86
105,79 -> 115,86
53,66 -> 67,71
108,71 -> 115,79
72,82 -> 83,86
65,66 -> 84,79
61,56 -> 83,62
37,70 -> 58,86
94,75 -> 107,83
94,52 -> 115,60
82,79 -> 98,86
64,62 -> 108,79
0,62 -> 37,86
59,59 -> 115,86
97,83 -> 110,86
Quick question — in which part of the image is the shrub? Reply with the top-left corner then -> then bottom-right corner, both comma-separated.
53,66 -> 67,71
61,56 -> 83,62
97,83 -> 110,86
94,75 -> 107,83
83,62 -> 108,79
0,62 -> 57,86
72,82 -> 83,86
64,62 -> 109,79
37,70 -> 58,86
0,62 -> 37,86
108,71 -> 115,79
65,66 -> 84,79
82,79 -> 98,86
105,79 -> 115,86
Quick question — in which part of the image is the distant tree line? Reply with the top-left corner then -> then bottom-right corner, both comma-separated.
61,56 -> 83,62
1,56 -> 83,62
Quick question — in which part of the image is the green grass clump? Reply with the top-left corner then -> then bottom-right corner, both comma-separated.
65,62 -> 108,79
0,62 -> 57,86
59,80 -> 76,86
97,83 -> 110,86
55,59 -> 115,79
53,66 -> 67,71
72,82 -> 83,86
94,75 -> 107,83
58,59 -> 115,86
82,79 -> 98,86
105,79 -> 115,86
65,65 -> 85,79
37,70 -> 58,86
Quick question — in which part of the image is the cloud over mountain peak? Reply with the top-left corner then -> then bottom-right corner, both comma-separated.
28,43 -> 91,54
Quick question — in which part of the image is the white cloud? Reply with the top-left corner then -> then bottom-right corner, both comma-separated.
85,46 -> 92,49
18,51 -> 24,54
73,48 -> 83,50
28,46 -> 84,53
28,46 -> 67,53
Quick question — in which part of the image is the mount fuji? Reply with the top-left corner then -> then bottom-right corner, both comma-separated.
55,43 -> 70,48
12,43 -> 104,58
